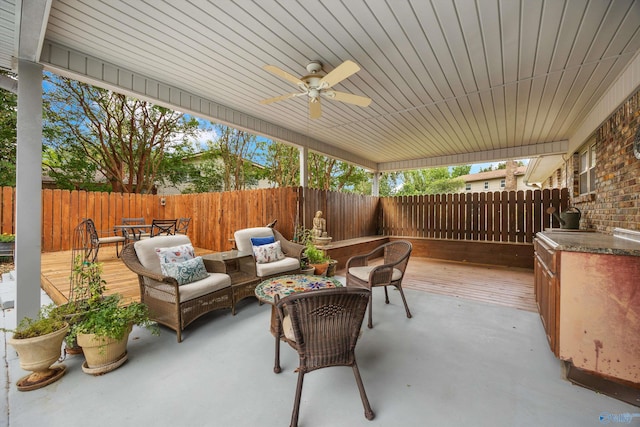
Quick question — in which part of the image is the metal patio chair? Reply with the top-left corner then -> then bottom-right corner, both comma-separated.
150,219 -> 177,237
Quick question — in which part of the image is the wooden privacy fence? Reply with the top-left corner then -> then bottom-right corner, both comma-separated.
303,188 -> 378,241
379,188 -> 568,243
0,186 -> 568,253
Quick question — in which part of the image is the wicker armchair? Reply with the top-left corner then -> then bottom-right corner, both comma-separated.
234,227 -> 304,280
346,240 -> 413,329
275,287 -> 374,427
120,235 -> 232,342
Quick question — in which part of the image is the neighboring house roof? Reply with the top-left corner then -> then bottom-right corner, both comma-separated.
458,166 -> 527,183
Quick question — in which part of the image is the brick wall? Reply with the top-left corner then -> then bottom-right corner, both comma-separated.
571,90 -> 640,233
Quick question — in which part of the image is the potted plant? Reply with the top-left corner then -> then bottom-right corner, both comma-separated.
53,257 -> 107,354
4,304 -> 69,391
304,242 -> 330,276
326,258 -> 339,277
300,257 -> 315,275
0,232 -> 15,258
69,293 -> 158,375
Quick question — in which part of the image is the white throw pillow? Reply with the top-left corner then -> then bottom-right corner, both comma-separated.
253,241 -> 286,264
160,256 -> 209,286
156,244 -> 195,264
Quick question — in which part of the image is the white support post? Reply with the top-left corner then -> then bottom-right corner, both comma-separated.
372,172 -> 380,196
299,146 -> 308,188
15,60 -> 43,322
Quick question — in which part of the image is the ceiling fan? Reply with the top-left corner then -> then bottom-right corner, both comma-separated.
260,60 -> 371,119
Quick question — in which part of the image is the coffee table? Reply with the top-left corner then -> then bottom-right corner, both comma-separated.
202,250 -> 259,315
255,274 -> 343,373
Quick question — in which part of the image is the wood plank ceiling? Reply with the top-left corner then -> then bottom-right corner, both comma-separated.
5,0 -> 640,173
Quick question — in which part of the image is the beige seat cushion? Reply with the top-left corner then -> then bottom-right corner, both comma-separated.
348,266 -> 403,282
281,315 -> 295,342
255,257 -> 300,278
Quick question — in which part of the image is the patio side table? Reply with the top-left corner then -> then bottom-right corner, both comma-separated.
202,250 -> 259,315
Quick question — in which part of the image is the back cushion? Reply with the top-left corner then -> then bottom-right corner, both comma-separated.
234,227 -> 275,253
134,235 -> 192,273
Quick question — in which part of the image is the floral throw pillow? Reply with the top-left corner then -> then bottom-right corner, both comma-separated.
252,241 -> 285,264
160,256 -> 209,286
156,244 -> 195,264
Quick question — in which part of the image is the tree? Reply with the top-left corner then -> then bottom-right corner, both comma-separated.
396,166 -> 469,195
44,74 -> 199,193
0,72 -> 17,186
181,142 -> 225,193
263,141 -> 299,187
212,124 -> 263,191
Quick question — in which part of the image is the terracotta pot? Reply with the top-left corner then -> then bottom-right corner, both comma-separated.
77,324 -> 131,373
310,262 -> 329,276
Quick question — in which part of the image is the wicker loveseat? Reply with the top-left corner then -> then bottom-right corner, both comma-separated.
121,235 -> 232,342
234,227 -> 305,280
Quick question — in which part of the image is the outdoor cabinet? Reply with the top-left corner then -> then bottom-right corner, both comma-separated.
534,231 -> 640,387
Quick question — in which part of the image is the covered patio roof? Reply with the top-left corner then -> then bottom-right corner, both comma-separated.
4,0 -> 640,177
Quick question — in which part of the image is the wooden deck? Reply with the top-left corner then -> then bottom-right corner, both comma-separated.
41,247 -> 536,312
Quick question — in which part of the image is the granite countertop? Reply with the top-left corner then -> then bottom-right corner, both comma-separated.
537,228 -> 640,257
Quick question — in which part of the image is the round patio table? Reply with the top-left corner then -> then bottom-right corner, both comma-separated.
255,274 -> 343,373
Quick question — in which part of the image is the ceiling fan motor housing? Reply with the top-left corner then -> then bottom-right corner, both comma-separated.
306,60 -> 322,74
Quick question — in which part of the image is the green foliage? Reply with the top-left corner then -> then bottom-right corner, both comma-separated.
213,124 -> 262,191
395,167 -> 466,195
304,243 -> 329,264
4,304 -> 67,339
263,141 -> 300,187
63,258 -> 158,345
69,294 -> 157,342
0,233 -> 15,242
0,73 -> 17,186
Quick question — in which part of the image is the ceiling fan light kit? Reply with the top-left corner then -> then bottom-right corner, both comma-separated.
261,60 -> 371,119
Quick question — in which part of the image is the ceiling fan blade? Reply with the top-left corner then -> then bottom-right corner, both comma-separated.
309,99 -> 322,119
325,90 -> 372,107
319,60 -> 360,89
263,65 -> 305,86
260,92 -> 301,104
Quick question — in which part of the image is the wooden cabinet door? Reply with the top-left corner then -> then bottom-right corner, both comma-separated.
534,238 -> 559,356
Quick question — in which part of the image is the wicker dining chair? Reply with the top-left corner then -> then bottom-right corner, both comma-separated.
346,240 -> 413,329
150,219 -> 177,237
275,287 -> 374,427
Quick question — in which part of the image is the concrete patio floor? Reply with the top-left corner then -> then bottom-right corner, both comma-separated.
1,271 -> 637,427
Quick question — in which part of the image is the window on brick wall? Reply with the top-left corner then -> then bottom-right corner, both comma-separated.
579,139 -> 596,195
